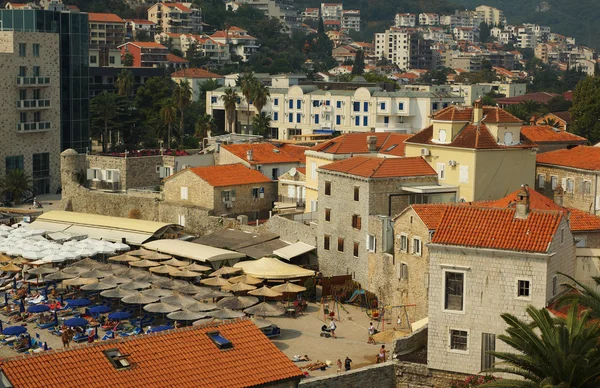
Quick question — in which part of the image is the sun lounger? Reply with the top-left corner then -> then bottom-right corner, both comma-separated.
118,327 -> 141,337
27,295 -> 46,305
265,326 -> 281,339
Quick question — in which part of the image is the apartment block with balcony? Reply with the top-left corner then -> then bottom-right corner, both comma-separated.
147,2 -> 202,34
374,29 -> 433,70
118,41 -> 169,67
321,3 -> 343,22
0,31 -> 61,195
419,13 -> 439,26
210,27 -> 259,62
88,13 -> 126,49
394,13 -> 415,27
341,10 -> 360,32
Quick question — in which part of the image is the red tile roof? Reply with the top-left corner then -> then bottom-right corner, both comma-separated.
88,13 -> 126,23
496,92 -> 559,105
171,68 -> 224,79
222,143 -> 304,165
125,42 -> 166,49
126,19 -> 155,25
0,320 -> 303,388
521,125 -> 586,144
310,133 -> 412,156
276,144 -> 309,164
411,204 -> 448,229
296,167 -> 306,175
545,111 -> 573,124
186,164 -> 273,186
432,206 -> 563,253
167,53 -> 189,63
432,105 -> 522,123
568,208 -> 600,232
536,146 -> 600,171
319,156 -> 436,178
161,3 -> 192,12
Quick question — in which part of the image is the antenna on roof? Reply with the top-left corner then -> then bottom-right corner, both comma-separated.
476,115 -> 487,132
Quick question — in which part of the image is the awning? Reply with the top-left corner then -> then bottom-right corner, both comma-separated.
62,225 -> 151,245
233,257 -> 315,280
400,184 -> 459,194
313,129 -> 335,134
142,240 -> 245,264
273,242 -> 315,261
28,220 -> 69,233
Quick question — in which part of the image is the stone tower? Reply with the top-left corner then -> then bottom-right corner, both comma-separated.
60,148 -> 81,200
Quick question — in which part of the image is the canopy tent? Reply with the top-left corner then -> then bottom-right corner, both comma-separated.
273,242 -> 316,261
142,240 -> 244,268
233,257 -> 315,280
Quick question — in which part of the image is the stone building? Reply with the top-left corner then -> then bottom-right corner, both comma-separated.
218,143 -> 306,180
277,167 -> 306,206
316,156 -> 438,290
520,125 -> 585,153
0,30 -> 61,195
536,146 -> 600,215
163,164 -> 276,221
426,187 -> 575,374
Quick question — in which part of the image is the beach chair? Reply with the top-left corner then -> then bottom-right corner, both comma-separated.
265,326 -> 281,339
118,327 -> 141,337
27,295 -> 46,305
131,314 -> 150,325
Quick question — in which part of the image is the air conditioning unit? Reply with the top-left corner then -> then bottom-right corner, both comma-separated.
225,201 -> 233,209
420,148 -> 430,156
448,160 -> 457,167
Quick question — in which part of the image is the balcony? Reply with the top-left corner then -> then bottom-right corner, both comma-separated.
16,121 -> 51,133
374,122 -> 412,132
16,77 -> 51,87
16,99 -> 51,110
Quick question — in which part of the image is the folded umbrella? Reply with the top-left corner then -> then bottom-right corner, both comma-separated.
216,296 -> 259,310
243,302 -> 286,317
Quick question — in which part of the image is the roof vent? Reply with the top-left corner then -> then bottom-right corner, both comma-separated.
273,149 -> 280,153
104,349 -> 131,370
208,331 -> 233,350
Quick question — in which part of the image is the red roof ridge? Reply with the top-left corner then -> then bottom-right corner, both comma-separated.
319,156 -> 436,179
168,164 -> 273,186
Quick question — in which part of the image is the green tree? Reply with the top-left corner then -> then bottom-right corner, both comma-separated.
570,76 -> 600,143
91,92 -> 119,153
557,273 -> 600,319
240,73 -> 257,125
159,98 -> 177,149
504,103 -> 531,122
483,305 -> 600,387
251,112 -> 271,136
221,87 -> 238,133
172,80 -> 192,140
122,51 -> 134,67
540,117 -> 560,127
194,114 -> 216,139
479,22 -> 491,42
481,92 -> 497,106
251,82 -> 270,115
352,50 -> 365,75
547,96 -> 572,112
317,17 -> 324,34
1,169 -> 32,205
135,29 -> 152,42
116,69 -> 134,97
135,77 -> 175,144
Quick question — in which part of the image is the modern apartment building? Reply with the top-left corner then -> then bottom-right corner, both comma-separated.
418,13 -> 439,26
394,13 -> 416,27
475,5 -> 506,26
374,29 -> 433,70
341,10 -> 360,32
147,2 -> 202,34
320,3 -> 343,22
88,13 -> 126,49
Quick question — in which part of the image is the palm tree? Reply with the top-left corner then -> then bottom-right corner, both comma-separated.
557,272 -> 600,320
252,82 -> 270,116
194,114 -> 216,139
91,92 -> 119,153
541,118 -> 560,128
251,112 -> 271,136
172,80 -> 192,140
116,69 -> 134,97
159,98 -> 178,149
483,305 -> 600,387
240,72 -> 257,125
1,169 -> 32,205
221,87 -> 238,133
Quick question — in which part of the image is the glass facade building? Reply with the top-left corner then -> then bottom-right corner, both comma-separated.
0,9 -> 89,152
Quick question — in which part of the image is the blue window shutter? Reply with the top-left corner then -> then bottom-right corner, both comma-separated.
273,112 -> 278,121
364,102 -> 368,112
288,113 -> 293,122
337,101 -> 341,108
353,102 -> 360,112
336,115 -> 341,125
363,116 -> 368,126
297,113 -> 301,123
289,100 -> 293,109
315,114 -> 319,124
355,116 -> 360,126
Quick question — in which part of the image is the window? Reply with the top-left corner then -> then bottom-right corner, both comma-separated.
314,114 -> 319,124
325,208 -> 331,222
504,132 -> 513,145
19,43 -> 26,57
380,102 -> 386,110
33,89 -> 40,100
311,162 -> 317,179
271,168 -> 279,180
337,238 -> 344,252
412,238 -> 421,256
324,235 -> 330,250
353,242 -> 359,257
444,271 -> 464,311
450,329 -> 468,352
584,180 -> 592,195
351,214 -> 361,229
399,234 -> 407,252
537,174 -> 545,189
324,181 -> 331,195
551,176 -> 558,190
517,279 -> 530,298
384,116 -> 389,124
367,235 -> 376,252
398,102 -> 404,110
90,55 -> 97,64
180,186 -> 188,200
336,101 -> 342,108
222,190 -> 231,202
273,98 -> 279,106
32,66 -> 40,77
178,214 -> 186,227
6,155 -> 24,174
32,43 -> 40,57
436,163 -> 445,180
363,102 -> 369,112
273,112 -> 278,121
207,331 -> 233,350
325,100 -> 330,106
289,99 -> 293,109
433,102 -> 439,110
19,66 -> 26,77
363,116 -> 368,126
481,333 -> 496,371
354,187 -> 359,201
566,178 -> 574,193
109,55 -> 115,64
288,113 -> 293,123
353,101 -> 360,112
32,153 -> 50,194
399,263 -> 408,280
19,89 -> 27,101
296,113 -> 301,123
104,349 -> 131,370
336,115 -> 341,125
296,100 -> 302,109
439,129 -> 447,142
355,116 -> 360,126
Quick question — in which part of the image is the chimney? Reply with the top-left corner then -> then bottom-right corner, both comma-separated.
515,184 -> 530,219
246,149 -> 253,161
367,136 -> 377,152
554,184 -> 564,206
473,98 -> 483,123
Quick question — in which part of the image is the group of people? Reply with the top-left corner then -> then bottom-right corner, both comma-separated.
336,356 -> 353,372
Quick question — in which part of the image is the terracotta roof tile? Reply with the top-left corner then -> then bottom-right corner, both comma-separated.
411,204 -> 448,229
88,13 -> 126,23
161,3 -> 192,12
536,146 -> 600,171
126,19 -> 156,25
296,167 -> 306,175
276,144 -> 309,164
319,156 -> 436,178
496,92 -> 559,105
432,106 -> 522,123
167,53 -> 189,63
222,143 -> 304,165
171,68 -> 224,78
567,208 -> 600,231
0,320 -> 303,388
186,164 -> 273,186
310,133 -> 411,156
125,42 -> 166,49
432,206 -> 563,253
520,125 -> 586,144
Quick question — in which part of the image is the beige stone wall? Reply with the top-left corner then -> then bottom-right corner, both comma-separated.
163,170 -> 214,209
217,148 -> 249,167
0,31 -> 61,194
536,164 -> 598,214
213,183 -> 277,220
85,155 -> 175,190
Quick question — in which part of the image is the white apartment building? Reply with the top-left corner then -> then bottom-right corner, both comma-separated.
440,10 -> 484,28
156,32 -> 230,62
453,27 -> 479,42
125,19 -> 157,40
210,26 -> 259,62
475,5 -> 506,26
424,28 -> 452,43
301,8 -> 319,21
225,0 -> 300,35
147,2 -> 202,34
419,13 -> 439,26
206,80 -> 459,139
374,29 -> 432,70
321,3 -> 343,21
394,13 -> 416,27
341,10 -> 360,32
88,13 -> 126,49
516,27 -> 537,49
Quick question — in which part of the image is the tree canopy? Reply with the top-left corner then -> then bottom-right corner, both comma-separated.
570,76 -> 600,144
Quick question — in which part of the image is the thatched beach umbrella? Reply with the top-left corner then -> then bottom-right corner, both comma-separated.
167,309 -> 208,321
193,288 -> 231,300
209,308 -> 245,319
62,277 -> 98,287
120,280 -> 152,290
216,296 -> 258,310
243,302 -> 286,317
127,248 -> 153,257
200,276 -> 231,287
81,281 -> 118,291
248,286 -> 283,298
271,282 -> 307,293
184,301 -> 218,312
108,254 -> 140,263
228,274 -> 263,285
169,269 -> 200,279
209,266 -> 242,277
141,252 -> 172,261
128,259 -> 160,268
141,288 -> 174,298
221,282 -> 257,293
121,292 -> 159,305
174,284 -> 203,295
161,294 -> 197,308
143,302 -> 180,314
183,263 -> 211,272
149,265 -> 177,275
102,275 -> 130,284
100,287 -> 135,299
161,258 -> 188,267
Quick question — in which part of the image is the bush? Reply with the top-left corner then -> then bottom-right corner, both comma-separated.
128,209 -> 142,219
450,375 -> 499,388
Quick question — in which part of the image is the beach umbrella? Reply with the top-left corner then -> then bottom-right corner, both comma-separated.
102,275 -> 130,284
62,277 -> 98,287
192,318 -> 215,326
89,305 -> 111,314
271,282 -> 307,293
209,266 -> 242,277
160,258 -> 188,267
79,269 -> 112,279
72,248 -> 96,258
27,304 -> 50,313
27,267 -> 58,276
184,301 -> 218,312
81,282 -> 117,291
372,329 -> 407,344
174,284 -> 203,295
45,271 -> 77,281
161,294 -> 197,308
169,269 -> 201,278
143,302 -> 180,314
127,248 -> 153,257
62,266 -> 89,275
149,265 -> 177,275
250,317 -> 274,329
73,258 -> 99,268
111,242 -> 130,251
121,292 -> 159,305
29,259 -> 52,266
107,311 -> 132,321
129,259 -> 160,268
152,278 -> 187,290
141,252 -> 172,261
11,257 -> 30,265
95,245 -> 116,255
100,287 -> 135,299
141,288 -> 174,298
22,251 -> 46,261
131,273 -> 161,283
200,276 -> 231,287
221,282 -> 257,292
0,263 -> 21,272
0,255 -> 11,263
229,274 -> 263,285
193,288 -> 231,300
216,296 -> 259,310
108,254 -> 139,263
146,325 -> 174,333
114,268 -> 145,278
248,286 -> 283,298
2,326 -> 27,336
67,298 -> 92,307
120,280 -> 151,290
183,263 -> 211,272
65,317 -> 89,327
243,302 -> 286,317
41,254 -> 68,263
6,247 -> 22,257
209,308 -> 245,320
167,309 -> 208,321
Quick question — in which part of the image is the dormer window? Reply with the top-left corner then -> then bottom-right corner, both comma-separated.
208,331 -> 233,350
504,132 -> 513,145
104,349 -> 131,370
439,129 -> 447,143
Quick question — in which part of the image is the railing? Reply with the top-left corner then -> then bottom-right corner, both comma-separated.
16,121 -> 51,132
16,99 -> 50,109
16,77 -> 50,86
278,195 -> 305,207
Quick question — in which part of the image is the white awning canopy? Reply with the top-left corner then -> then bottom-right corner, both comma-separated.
400,184 -> 459,194
273,242 -> 315,261
142,240 -> 245,264
234,257 -> 315,280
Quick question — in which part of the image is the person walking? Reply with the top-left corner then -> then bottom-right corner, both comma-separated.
377,345 -> 389,363
329,318 -> 337,339
344,356 -> 352,371
367,322 -> 376,344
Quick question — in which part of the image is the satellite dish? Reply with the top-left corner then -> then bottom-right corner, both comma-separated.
289,168 -> 297,177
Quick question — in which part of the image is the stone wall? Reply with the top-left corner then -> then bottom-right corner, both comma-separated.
85,155 -> 171,191
261,215 -> 318,247
299,362 -> 396,388
536,164 -> 598,214
395,362 -> 469,388
394,325 -> 427,356
163,170 -> 214,209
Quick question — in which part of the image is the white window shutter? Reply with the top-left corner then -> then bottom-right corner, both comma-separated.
459,166 -> 469,183
396,262 -> 402,279
562,178 -> 567,189
231,189 -> 236,201
113,170 -> 120,183
259,187 -> 264,199
181,187 -> 188,200
100,170 -> 107,181
596,196 -> 600,210
86,169 -> 93,180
